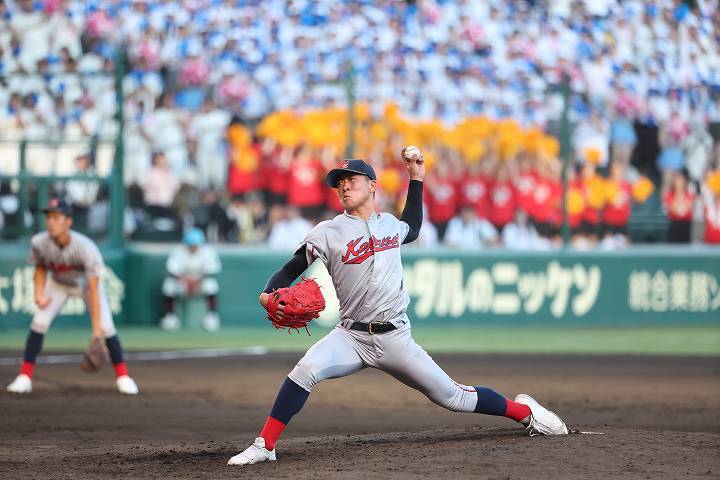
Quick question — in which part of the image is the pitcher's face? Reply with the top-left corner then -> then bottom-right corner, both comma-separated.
337,174 -> 375,211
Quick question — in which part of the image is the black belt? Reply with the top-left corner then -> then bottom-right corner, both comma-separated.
347,321 -> 397,334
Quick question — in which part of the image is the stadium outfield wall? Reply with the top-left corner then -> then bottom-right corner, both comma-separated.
0,244 -> 718,329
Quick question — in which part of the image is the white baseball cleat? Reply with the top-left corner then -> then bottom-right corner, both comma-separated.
515,394 -> 569,436
116,375 -> 139,395
227,437 -> 276,465
203,312 -> 220,332
6,374 -> 32,394
160,313 -> 181,331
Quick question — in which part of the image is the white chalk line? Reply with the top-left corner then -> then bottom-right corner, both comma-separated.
0,347 -> 268,366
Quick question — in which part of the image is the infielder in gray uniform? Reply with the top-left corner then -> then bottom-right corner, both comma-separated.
6,199 -> 139,395
228,147 -> 568,466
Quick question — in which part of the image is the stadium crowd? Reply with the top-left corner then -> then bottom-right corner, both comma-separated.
0,0 -> 719,246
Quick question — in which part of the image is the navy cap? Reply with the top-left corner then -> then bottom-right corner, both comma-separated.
324,159 -> 377,187
42,198 -> 73,217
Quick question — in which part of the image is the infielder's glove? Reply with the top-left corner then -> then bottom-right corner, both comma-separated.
80,337 -> 108,373
265,277 -> 325,334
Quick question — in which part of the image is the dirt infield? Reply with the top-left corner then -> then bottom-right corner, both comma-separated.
1,352 -> 718,479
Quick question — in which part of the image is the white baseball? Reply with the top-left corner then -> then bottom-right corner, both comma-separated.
403,145 -> 422,161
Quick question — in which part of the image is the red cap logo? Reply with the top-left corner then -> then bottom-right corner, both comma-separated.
341,161 -> 349,168
49,198 -> 59,208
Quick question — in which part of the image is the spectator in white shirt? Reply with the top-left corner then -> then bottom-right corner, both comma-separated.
189,97 -> 231,190
444,206 -> 499,248
143,151 -> 179,208
502,209 -> 543,250
148,93 -> 189,177
65,153 -> 99,208
267,205 -> 312,250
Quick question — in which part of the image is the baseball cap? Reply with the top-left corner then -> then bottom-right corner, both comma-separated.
324,159 -> 377,187
183,228 -> 205,246
42,198 -> 73,217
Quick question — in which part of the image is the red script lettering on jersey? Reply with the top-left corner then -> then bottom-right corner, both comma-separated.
47,262 -> 78,273
341,234 -> 399,264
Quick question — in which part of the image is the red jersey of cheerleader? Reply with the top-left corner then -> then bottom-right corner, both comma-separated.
578,163 -> 601,231
262,142 -> 291,204
663,189 -> 695,221
529,172 -> 562,228
426,170 -> 459,226
287,147 -> 325,208
227,141 -> 262,196
513,158 -> 537,216
488,166 -> 517,229
459,164 -> 491,219
604,163 -> 633,229
703,191 -> 720,244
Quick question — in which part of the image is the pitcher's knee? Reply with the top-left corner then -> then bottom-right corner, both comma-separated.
427,387 -> 476,413
287,359 -> 321,392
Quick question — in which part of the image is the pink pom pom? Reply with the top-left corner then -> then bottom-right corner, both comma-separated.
86,11 -> 114,38
180,58 -> 211,86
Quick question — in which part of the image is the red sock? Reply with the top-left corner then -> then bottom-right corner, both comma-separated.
19,361 -> 34,378
505,398 -> 532,423
260,416 -> 286,451
113,362 -> 129,378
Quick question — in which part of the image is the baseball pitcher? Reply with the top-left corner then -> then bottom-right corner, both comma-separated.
228,148 -> 567,466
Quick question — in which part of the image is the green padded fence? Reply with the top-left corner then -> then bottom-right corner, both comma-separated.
0,245 -> 718,330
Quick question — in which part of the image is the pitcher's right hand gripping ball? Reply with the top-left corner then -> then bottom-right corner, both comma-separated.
265,278 -> 326,334
80,336 -> 108,373
401,145 -> 424,164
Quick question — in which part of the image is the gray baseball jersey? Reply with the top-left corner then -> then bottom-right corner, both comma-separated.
299,212 -> 411,327
289,210 -> 480,413
27,230 -> 116,338
29,231 -> 105,288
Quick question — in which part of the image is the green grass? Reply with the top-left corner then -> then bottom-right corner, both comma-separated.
0,325 -> 718,356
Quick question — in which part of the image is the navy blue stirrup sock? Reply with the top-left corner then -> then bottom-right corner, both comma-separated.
269,377 -> 310,424
473,386 -> 508,415
23,331 -> 44,364
105,335 -> 124,365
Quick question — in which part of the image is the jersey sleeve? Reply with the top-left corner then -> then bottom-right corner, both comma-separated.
295,222 -> 330,267
83,241 -> 106,278
386,214 -> 411,243
28,235 -> 45,267
399,219 -> 411,243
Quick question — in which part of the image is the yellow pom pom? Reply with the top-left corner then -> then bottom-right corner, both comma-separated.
707,170 -> 720,195
231,146 -> 259,171
541,137 -> 560,158
496,133 -> 520,161
586,176 -> 607,209
462,142 -> 485,164
604,179 -> 620,203
370,122 -> 388,141
383,102 -> 400,120
378,168 -> 401,194
523,128 -> 543,154
567,188 -> 585,215
422,150 -> 436,169
584,147 -> 602,165
354,102 -> 371,122
227,124 -> 251,146
632,176 -> 655,203
276,129 -> 301,148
